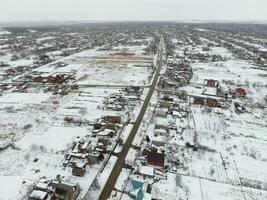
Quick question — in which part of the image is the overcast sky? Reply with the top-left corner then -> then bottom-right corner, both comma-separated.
0,0 -> 267,22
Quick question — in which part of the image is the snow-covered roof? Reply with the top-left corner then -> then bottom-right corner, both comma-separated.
29,190 -> 47,199
139,165 -> 154,176
259,48 -> 267,53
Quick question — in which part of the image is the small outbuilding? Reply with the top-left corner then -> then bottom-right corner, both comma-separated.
29,190 -> 48,200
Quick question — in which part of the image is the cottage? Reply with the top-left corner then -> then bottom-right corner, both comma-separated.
204,79 -> 219,87
51,181 -> 80,200
193,97 -> 205,105
146,150 -> 165,168
103,116 -> 121,124
72,161 -> 86,177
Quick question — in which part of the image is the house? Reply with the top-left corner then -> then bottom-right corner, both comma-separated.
155,118 -> 169,130
146,150 -> 165,168
51,181 -> 80,200
207,98 -> 219,107
103,116 -> 121,124
29,190 -> 48,200
204,79 -> 219,87
72,162 -> 86,177
72,140 -> 90,154
155,108 -> 168,118
87,151 -> 100,165
193,97 -> 205,105
235,87 -> 246,97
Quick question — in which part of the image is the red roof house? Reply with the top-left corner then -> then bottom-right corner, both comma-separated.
235,88 -> 246,97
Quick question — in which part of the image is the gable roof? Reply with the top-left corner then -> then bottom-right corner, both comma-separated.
146,150 -> 165,168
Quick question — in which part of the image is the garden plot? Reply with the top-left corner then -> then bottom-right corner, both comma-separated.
208,47 -> 233,58
112,44 -> 148,56
224,133 -> 267,161
192,108 -> 267,160
151,171 -> 246,200
190,59 -> 267,87
173,174 -> 244,200
17,126 -> 87,152
227,124 -> 267,141
201,178 -> 267,200
34,63 -> 84,74
234,155 -> 267,184
0,92 -> 51,104
0,93 -> 58,146
192,107 -> 226,134
200,178 -> 244,200
177,150 -> 228,183
151,173 -> 186,199
176,174 -> 267,200
56,89 -> 126,122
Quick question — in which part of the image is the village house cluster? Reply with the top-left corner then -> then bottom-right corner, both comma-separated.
0,22 -> 266,200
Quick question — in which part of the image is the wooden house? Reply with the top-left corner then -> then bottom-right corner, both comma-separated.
72,162 -> 86,177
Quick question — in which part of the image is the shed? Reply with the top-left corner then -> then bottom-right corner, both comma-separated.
103,116 -> 121,124
139,166 -> 154,177
29,190 -> 48,200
